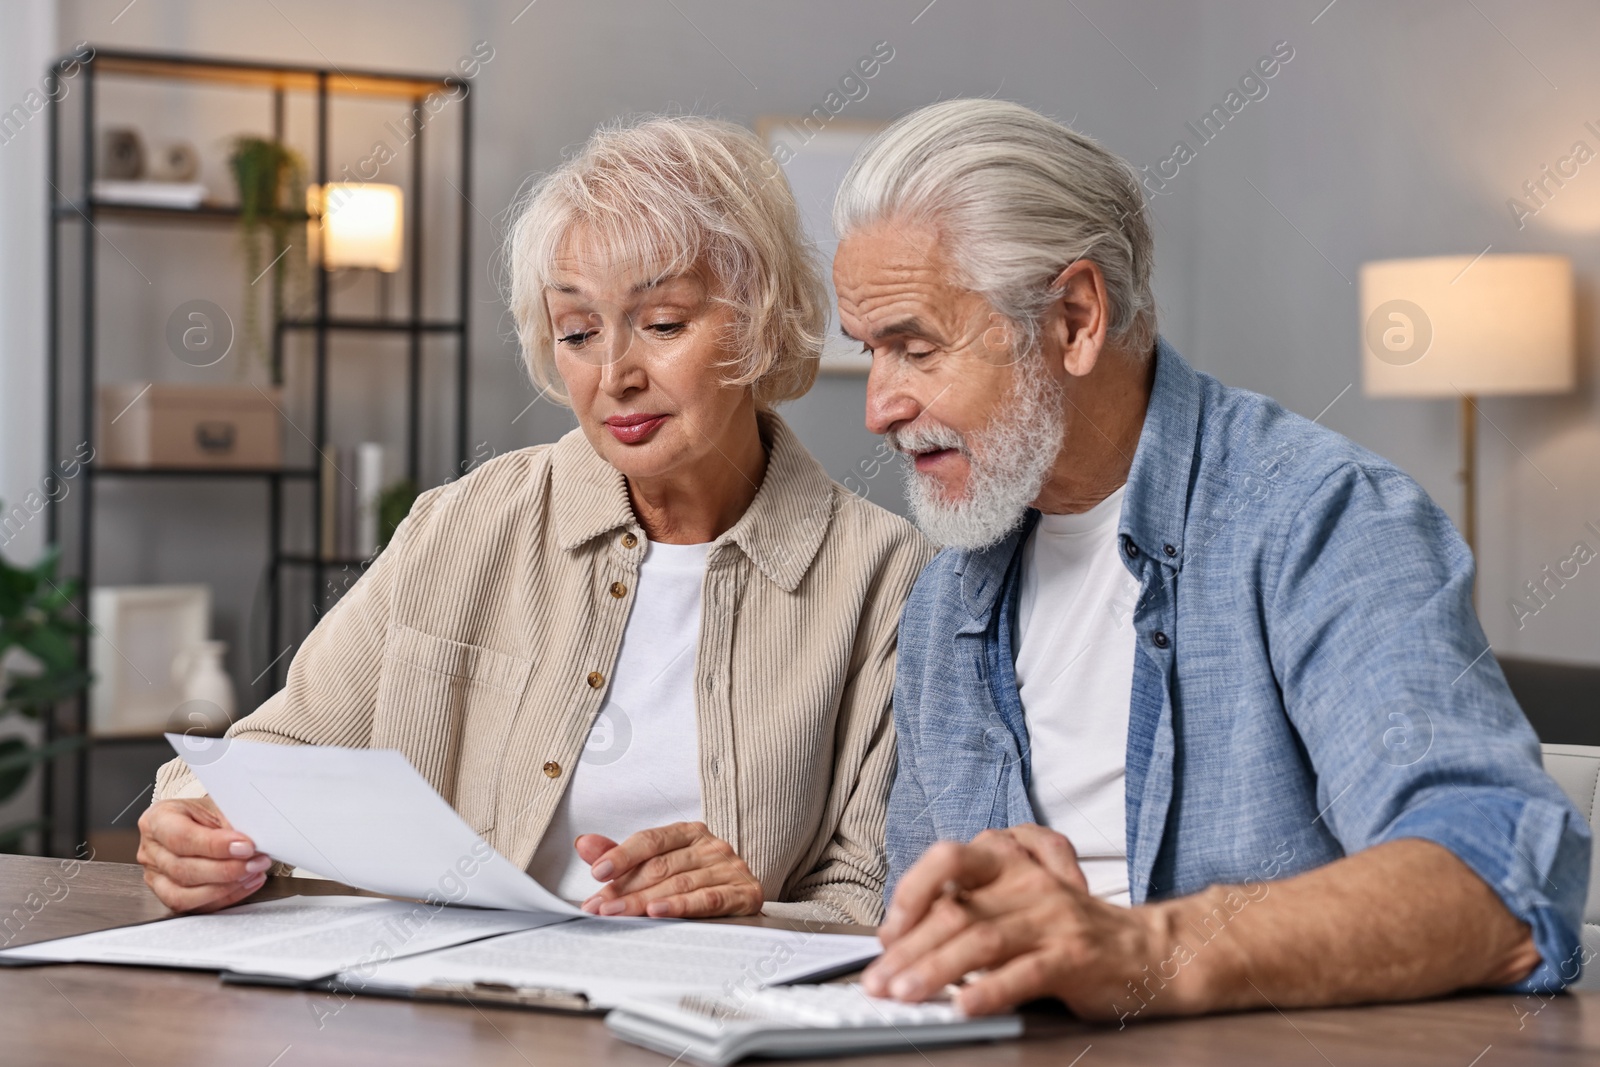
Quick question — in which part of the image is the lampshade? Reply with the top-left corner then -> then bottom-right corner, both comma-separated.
1360,254 -> 1574,397
308,183 -> 404,272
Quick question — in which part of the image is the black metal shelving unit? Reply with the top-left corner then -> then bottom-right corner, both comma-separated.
42,48 -> 474,856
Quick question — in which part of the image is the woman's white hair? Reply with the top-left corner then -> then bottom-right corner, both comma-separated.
507,115 -> 828,407
833,99 -> 1157,359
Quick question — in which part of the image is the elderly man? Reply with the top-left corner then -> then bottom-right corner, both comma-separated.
832,98 -> 1590,1023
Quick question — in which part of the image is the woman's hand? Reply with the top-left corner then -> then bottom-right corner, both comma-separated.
136,797 -> 274,913
575,821 -> 763,918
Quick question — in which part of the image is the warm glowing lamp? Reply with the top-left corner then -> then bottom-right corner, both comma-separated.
1360,254 -> 1575,568
309,182 -> 404,272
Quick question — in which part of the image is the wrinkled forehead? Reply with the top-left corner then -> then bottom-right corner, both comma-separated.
835,217 -> 957,288
834,220 -> 972,324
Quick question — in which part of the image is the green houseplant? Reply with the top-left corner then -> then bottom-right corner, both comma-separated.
228,136 -> 305,382
377,479 -> 419,552
0,532 -> 93,851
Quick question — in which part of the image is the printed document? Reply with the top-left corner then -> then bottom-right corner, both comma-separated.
163,733 -> 580,914
349,918 -> 883,1008
0,895 -> 558,980
0,737 -> 883,1004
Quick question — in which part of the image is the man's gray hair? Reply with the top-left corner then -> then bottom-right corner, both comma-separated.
833,99 -> 1156,358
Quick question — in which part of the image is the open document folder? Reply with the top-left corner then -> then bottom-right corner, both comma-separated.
0,895 -> 881,1008
0,895 -> 557,982
0,735 -> 880,1009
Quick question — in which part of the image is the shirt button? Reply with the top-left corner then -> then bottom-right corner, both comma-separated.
1124,538 -> 1139,558
621,532 -> 638,549
586,671 -> 605,689
1152,631 -> 1170,649
543,760 -> 562,778
1163,544 -> 1177,558
609,581 -> 627,598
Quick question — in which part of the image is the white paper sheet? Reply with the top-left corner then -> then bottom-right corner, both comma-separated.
0,896 -> 563,981
350,920 -> 883,1009
165,734 -> 581,915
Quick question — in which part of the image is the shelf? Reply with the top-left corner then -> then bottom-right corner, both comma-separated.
53,200 -> 308,226
78,49 -> 460,101
89,465 -> 316,479
45,44 -> 472,858
278,318 -> 465,334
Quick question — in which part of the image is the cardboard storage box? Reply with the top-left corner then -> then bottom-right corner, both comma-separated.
99,383 -> 283,468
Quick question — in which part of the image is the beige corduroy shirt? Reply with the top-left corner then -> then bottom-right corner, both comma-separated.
153,414 -> 932,925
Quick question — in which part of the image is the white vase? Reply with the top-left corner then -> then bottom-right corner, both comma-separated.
169,640 -> 236,736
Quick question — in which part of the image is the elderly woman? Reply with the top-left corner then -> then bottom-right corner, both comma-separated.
138,116 -> 931,925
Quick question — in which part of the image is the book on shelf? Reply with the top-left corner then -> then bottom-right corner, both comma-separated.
318,443 -> 385,562
356,443 -> 383,557
90,180 -> 208,209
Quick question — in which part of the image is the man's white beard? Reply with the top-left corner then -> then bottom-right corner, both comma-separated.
889,351 -> 1066,551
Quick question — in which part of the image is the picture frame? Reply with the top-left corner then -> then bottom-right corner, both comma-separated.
89,585 -> 210,737
756,117 -> 887,375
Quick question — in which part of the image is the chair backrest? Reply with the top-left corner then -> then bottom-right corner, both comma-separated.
1506,659 -> 1600,746
1540,743 -> 1600,989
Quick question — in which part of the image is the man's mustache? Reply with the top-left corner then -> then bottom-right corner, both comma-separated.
886,421 -> 968,458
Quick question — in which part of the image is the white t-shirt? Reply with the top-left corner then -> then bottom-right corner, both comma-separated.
526,539 -> 708,901
1015,487 -> 1139,907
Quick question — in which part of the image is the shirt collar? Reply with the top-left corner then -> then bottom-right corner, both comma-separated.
548,411 -> 835,593
957,513 -> 1037,624
1118,336 -> 1201,573
954,335 -> 1201,621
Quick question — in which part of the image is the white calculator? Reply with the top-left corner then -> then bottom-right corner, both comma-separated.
605,982 -> 1024,1066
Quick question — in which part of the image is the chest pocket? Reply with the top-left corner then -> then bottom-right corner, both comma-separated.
374,623 -> 534,834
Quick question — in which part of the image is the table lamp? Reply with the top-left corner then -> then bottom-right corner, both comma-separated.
1360,254 -> 1575,566
307,182 -> 405,315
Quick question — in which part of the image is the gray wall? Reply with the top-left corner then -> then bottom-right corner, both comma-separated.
3,0 -> 1595,673
0,1 -> 56,565
1177,1 -> 1600,664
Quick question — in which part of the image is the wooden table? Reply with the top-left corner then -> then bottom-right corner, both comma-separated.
1,854 -> 1596,1066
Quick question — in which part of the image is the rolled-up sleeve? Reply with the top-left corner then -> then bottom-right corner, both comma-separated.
1381,791 -> 1589,991
1271,462 -> 1591,993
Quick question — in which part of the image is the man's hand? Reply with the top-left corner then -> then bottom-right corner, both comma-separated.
136,797 -> 273,913
575,821 -> 764,918
863,825 -> 1175,1019
869,831 -> 1546,1022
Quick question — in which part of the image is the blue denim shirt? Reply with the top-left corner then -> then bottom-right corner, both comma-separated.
887,338 -> 1590,993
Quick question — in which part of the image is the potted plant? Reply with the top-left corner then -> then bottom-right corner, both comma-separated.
0,533 -> 92,852
228,136 -> 304,383
377,478 -> 419,552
